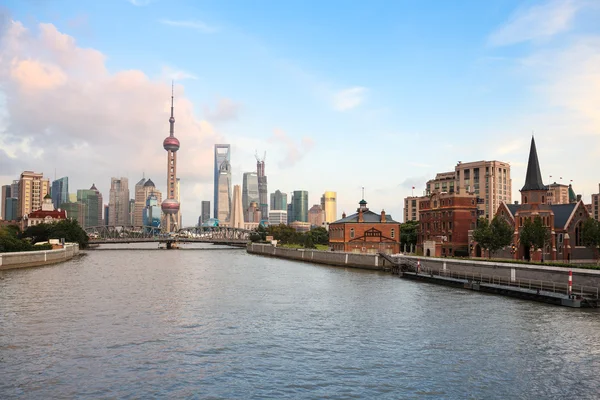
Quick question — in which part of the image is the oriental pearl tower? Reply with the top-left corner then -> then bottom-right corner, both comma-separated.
161,82 -> 180,232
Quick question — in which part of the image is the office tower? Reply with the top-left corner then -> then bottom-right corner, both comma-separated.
1,185 -> 10,220
11,180 -> 19,202
256,152 -> 268,219
61,201 -> 86,227
320,191 -> 337,223
287,202 -> 294,225
270,190 -> 287,211
308,204 -> 325,227
242,172 -> 259,220
90,184 -> 104,226
77,188 -> 100,228
143,194 -> 162,232
51,177 -> 69,210
217,160 -> 232,222
200,201 -> 210,225
246,201 -> 261,223
268,210 -> 287,226
129,199 -> 135,225
161,84 -> 181,232
214,144 -> 231,218
5,198 -> 18,221
292,190 -> 309,223
403,196 -> 421,222
134,178 -> 162,226
108,177 -> 130,226
230,184 -> 243,228
104,205 -> 109,225
18,171 -> 50,218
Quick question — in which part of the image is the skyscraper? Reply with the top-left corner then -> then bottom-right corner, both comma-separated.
161,84 -> 181,232
308,204 -> 325,227
256,152 -> 268,220
270,190 -> 287,211
200,201 -> 210,225
321,191 -> 337,223
108,177 -> 130,226
1,185 -> 10,220
230,184 -> 244,229
90,184 -> 104,226
292,190 -> 309,223
217,160 -> 232,222
214,144 -> 231,219
51,177 -> 69,210
77,188 -> 100,228
143,194 -> 162,233
18,171 -> 50,218
134,178 -> 161,226
242,172 -> 259,220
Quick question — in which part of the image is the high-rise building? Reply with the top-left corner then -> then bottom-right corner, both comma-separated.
229,184 -> 244,228
5,198 -> 18,221
403,196 -> 422,222
246,201 -> 262,223
308,204 -> 325,227
200,201 -> 210,225
592,184 -> 599,222
103,205 -> 109,226
108,177 -> 130,226
90,184 -> 103,226
68,193 -> 77,203
217,160 -> 232,222
18,171 -> 50,218
61,201 -> 86,227
256,153 -> 268,220
51,177 -> 69,210
143,194 -> 162,232
1,184 -> 10,220
270,190 -> 287,211
77,189 -> 100,228
214,144 -> 231,219
291,190 -> 309,223
161,84 -> 181,232
134,178 -> 162,226
129,199 -> 135,226
268,210 -> 287,226
242,172 -> 259,220
320,191 -> 337,223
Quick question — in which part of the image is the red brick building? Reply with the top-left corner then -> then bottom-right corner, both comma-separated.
418,192 -> 478,257
328,199 -> 400,254
493,137 -> 594,262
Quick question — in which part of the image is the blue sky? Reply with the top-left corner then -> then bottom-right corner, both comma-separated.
1,0 -> 599,225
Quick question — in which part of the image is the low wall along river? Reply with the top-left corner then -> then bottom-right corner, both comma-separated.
0,243 -> 80,270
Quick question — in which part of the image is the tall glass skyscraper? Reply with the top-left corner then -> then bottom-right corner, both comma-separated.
217,160 -> 232,223
143,194 -> 161,234
51,177 -> 69,210
270,190 -> 287,211
242,172 -> 259,215
200,201 -> 210,225
214,144 -> 231,219
321,191 -> 337,223
292,190 -> 309,223
77,189 -> 100,228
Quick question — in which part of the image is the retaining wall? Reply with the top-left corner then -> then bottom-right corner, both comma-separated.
404,255 -> 600,290
247,243 -> 386,270
0,244 -> 80,270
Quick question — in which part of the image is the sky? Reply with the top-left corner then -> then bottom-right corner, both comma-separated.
1,0 -> 599,226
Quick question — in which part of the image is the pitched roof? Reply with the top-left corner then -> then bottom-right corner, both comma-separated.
521,136 -> 547,191
28,209 -> 67,219
144,179 -> 155,187
332,210 -> 398,224
551,203 -> 577,229
506,203 -> 519,217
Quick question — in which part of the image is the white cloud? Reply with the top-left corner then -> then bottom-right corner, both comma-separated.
0,20 -> 223,226
159,19 -> 218,33
488,0 -> 580,46
267,128 -> 314,168
332,86 -> 367,111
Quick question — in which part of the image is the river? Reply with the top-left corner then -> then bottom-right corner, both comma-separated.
1,244 -> 599,399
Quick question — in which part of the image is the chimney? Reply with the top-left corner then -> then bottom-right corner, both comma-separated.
514,201 -> 519,205
577,194 -> 582,202
358,209 -> 364,223
380,209 -> 386,222
342,211 -> 346,219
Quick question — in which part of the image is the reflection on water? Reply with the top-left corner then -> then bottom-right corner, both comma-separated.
1,247 -> 599,399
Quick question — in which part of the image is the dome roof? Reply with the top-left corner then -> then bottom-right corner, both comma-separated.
143,179 -> 155,187
44,193 -> 52,199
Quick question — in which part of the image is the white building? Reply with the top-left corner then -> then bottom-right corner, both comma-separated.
268,210 -> 287,226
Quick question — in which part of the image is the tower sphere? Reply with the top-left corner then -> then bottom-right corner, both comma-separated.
169,116 -> 175,123
161,198 -> 180,214
163,136 -> 180,152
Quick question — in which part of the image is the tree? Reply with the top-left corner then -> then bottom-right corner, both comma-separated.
582,218 -> 600,262
268,224 -> 298,245
0,226 -> 32,252
520,216 -> 551,260
473,216 -> 513,259
22,223 -> 52,244
308,227 -> 329,246
400,220 -> 419,251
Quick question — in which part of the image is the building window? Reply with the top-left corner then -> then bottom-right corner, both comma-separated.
350,228 -> 354,239
524,196 -> 528,204
391,229 -> 395,239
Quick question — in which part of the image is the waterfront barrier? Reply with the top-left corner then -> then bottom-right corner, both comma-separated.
0,243 -> 80,270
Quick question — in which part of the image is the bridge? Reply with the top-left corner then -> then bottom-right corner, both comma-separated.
84,225 -> 252,246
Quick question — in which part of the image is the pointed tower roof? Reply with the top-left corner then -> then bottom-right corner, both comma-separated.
568,184 -> 576,203
90,183 -> 98,191
144,179 -> 155,187
521,136 -> 546,191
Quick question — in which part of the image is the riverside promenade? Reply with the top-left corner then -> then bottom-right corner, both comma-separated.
0,243 -> 80,270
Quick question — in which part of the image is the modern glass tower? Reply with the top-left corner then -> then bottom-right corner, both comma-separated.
217,160 -> 232,222
321,191 -> 337,223
292,190 -> 309,223
77,189 -> 100,228
242,172 -> 259,217
214,144 -> 231,219
51,177 -> 69,210
270,190 -> 287,211
143,194 -> 162,234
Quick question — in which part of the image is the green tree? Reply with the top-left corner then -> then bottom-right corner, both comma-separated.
472,216 -> 513,259
308,227 -> 329,245
582,218 -> 600,262
50,219 -> 89,249
268,224 -> 298,245
22,223 -> 52,244
400,220 -> 419,251
303,233 -> 316,249
520,216 -> 551,260
0,226 -> 33,252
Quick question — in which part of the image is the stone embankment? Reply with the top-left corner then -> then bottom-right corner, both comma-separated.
0,243 -> 80,270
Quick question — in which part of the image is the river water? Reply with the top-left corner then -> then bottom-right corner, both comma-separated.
1,244 -> 600,399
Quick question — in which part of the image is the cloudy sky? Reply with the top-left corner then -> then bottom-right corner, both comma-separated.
1,0 -> 599,226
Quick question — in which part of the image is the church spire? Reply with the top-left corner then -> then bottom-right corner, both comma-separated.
521,136 -> 546,191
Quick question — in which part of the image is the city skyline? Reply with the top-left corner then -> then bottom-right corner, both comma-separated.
1,1 -> 599,226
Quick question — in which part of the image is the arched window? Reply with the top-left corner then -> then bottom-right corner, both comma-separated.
350,228 -> 355,239
524,196 -> 528,204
